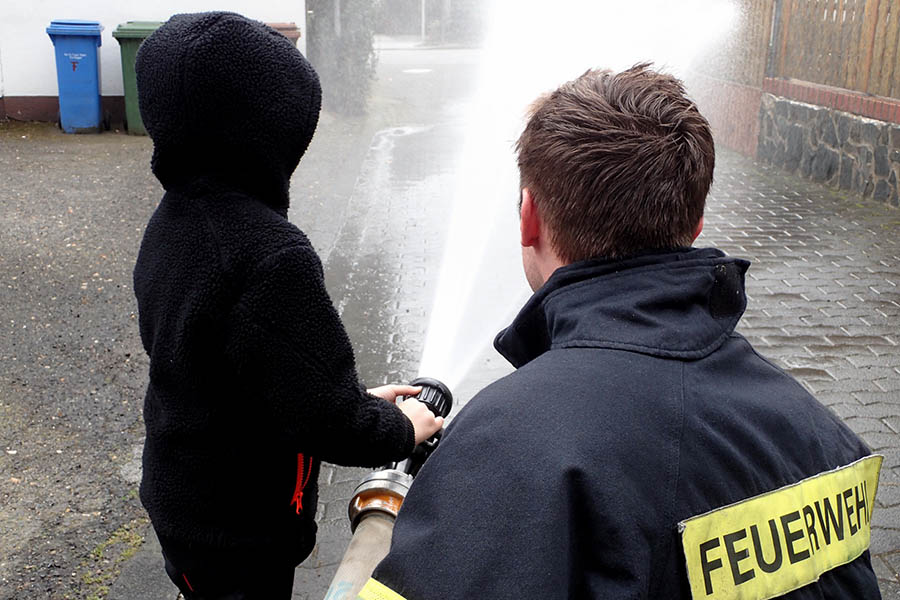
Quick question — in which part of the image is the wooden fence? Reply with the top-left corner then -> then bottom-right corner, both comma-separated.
770,0 -> 900,98
688,0 -> 900,154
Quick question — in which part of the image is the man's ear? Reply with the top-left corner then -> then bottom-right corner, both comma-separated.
692,215 -> 704,243
520,188 -> 541,248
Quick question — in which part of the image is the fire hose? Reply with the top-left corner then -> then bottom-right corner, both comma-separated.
323,377 -> 453,600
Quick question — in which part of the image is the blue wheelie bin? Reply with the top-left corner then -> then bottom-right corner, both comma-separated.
46,20 -> 104,133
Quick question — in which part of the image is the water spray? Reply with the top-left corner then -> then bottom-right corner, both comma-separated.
324,377 -> 453,600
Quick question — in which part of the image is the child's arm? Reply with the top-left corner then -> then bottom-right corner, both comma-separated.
227,243 -> 433,466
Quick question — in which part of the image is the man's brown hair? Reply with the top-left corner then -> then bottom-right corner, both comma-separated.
516,63 -> 715,262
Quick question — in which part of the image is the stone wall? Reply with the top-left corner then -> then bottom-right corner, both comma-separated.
758,93 -> 900,207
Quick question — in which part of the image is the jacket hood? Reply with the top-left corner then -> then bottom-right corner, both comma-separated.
495,248 -> 750,368
136,12 -> 321,210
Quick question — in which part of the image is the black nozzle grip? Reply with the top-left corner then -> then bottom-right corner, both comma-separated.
408,377 -> 453,418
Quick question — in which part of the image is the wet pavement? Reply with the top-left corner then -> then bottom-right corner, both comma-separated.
1,41 -> 898,600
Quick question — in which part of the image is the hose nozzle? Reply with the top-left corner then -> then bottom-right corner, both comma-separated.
348,377 -> 453,529
408,376 -> 453,419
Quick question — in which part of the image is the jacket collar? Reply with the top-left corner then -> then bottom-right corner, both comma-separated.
494,248 -> 750,368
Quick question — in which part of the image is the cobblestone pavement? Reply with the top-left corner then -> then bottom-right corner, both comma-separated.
705,154 -> 900,596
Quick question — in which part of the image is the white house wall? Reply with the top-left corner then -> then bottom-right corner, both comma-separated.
0,0 -> 308,98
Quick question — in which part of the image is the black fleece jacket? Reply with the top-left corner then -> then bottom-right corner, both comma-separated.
132,13 -> 414,557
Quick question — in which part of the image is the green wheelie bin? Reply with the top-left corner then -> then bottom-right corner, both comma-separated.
112,21 -> 163,135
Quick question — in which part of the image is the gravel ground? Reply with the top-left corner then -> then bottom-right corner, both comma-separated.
0,121 -> 157,599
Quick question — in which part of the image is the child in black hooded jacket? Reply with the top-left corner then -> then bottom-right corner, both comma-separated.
132,12 -> 441,599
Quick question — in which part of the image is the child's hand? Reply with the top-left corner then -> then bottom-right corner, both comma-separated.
367,385 -> 445,444
396,398 -> 445,445
367,384 -> 422,403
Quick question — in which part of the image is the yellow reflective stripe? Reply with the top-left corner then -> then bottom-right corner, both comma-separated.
358,578 -> 408,600
680,454 -> 882,600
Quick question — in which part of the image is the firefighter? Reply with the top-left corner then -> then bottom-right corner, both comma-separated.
360,64 -> 882,600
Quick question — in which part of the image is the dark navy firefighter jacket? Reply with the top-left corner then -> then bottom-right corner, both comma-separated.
369,248 -> 881,599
